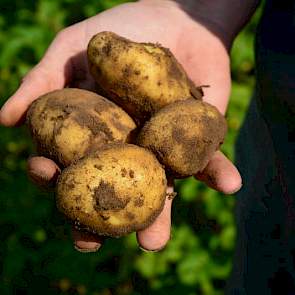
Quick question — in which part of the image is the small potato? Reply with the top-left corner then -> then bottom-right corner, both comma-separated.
137,99 -> 227,177
56,144 -> 167,237
87,31 -> 203,124
27,88 -> 136,167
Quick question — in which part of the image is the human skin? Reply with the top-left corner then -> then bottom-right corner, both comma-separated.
0,0 -> 258,252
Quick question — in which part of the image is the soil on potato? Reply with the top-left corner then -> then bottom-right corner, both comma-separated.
139,99 -> 227,176
29,90 -> 137,167
90,33 -> 203,125
133,194 -> 144,207
74,111 -> 113,139
93,180 -> 130,211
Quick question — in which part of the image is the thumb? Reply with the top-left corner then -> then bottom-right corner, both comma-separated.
0,28 -> 78,127
182,35 -> 240,193
195,150 -> 242,195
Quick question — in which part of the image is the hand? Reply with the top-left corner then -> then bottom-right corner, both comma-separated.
0,0 -> 242,252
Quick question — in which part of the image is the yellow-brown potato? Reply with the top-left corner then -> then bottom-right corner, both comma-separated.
137,99 -> 227,178
87,31 -> 203,124
56,144 -> 167,237
27,88 -> 136,167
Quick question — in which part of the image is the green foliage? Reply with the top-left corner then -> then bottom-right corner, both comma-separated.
0,1 -> 261,294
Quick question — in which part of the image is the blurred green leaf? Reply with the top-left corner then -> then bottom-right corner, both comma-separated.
177,251 -> 209,285
176,177 -> 200,202
220,225 -> 236,250
33,228 -> 47,243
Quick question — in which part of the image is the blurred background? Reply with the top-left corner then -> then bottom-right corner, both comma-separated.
0,1 -> 262,294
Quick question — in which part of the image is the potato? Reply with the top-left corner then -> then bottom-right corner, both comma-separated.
56,144 -> 167,237
137,99 -> 227,177
27,88 -> 136,167
87,31 -> 203,124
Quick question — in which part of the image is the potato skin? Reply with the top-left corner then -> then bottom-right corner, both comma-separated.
137,99 -> 227,178
27,88 -> 136,167
56,144 -> 167,237
87,31 -> 203,125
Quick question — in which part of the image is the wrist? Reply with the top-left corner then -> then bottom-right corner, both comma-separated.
139,0 -> 259,50
137,0 -> 233,51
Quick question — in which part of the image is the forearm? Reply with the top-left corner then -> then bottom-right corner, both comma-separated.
140,0 -> 261,47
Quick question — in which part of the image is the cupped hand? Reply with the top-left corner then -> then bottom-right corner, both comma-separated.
0,0 -> 242,252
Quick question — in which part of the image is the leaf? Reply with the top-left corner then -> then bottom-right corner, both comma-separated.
176,250 -> 209,286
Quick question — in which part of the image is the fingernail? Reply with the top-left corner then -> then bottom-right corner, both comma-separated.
28,170 -> 53,189
227,183 -> 243,195
139,243 -> 167,253
74,244 -> 101,253
28,169 -> 48,183
28,167 -> 60,189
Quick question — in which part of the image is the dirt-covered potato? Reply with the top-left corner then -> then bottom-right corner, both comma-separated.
56,144 -> 167,237
27,88 -> 136,167
87,31 -> 203,124
137,99 -> 227,178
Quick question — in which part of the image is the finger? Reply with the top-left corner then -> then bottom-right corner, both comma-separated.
27,156 -> 61,188
0,28 -> 81,127
72,227 -> 104,253
136,185 -> 174,252
195,150 -> 242,195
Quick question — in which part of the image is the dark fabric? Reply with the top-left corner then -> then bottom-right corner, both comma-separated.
226,97 -> 295,294
227,1 -> 295,293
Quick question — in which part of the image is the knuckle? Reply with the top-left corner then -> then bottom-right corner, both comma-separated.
54,29 -> 68,43
20,70 -> 33,84
54,26 -> 74,44
20,64 -> 44,85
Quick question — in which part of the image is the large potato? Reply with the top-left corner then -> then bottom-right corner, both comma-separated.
87,31 -> 203,124
56,144 -> 167,237
27,88 -> 136,167
137,99 -> 227,177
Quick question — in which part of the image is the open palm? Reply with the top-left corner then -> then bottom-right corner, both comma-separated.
0,0 -> 241,252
